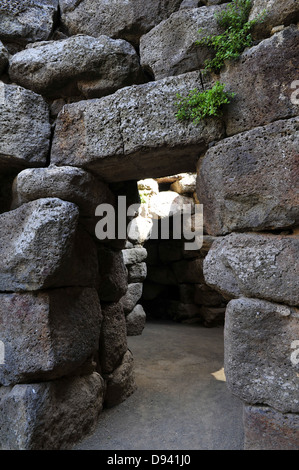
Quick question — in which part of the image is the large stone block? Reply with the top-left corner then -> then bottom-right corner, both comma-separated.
98,246 -> 128,302
50,71 -> 225,182
0,83 -> 51,170
0,288 -> 102,386
197,117 -> 299,235
244,405 -> 299,450
120,283 -> 143,314
59,0 -> 183,46
99,302 -> 128,375
11,165 -> 115,217
126,304 -> 146,336
220,26 -> 299,136
0,372 -> 105,450
140,5 -> 225,79
104,350 -> 136,408
249,0 -> 299,39
9,35 -> 144,98
0,198 -> 99,291
122,247 -> 148,266
203,232 -> 299,306
224,298 -> 299,413
0,0 -> 58,45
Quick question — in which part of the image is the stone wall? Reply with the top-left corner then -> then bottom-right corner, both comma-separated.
0,0 -> 298,450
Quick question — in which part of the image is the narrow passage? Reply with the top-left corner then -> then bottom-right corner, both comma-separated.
75,320 -> 244,450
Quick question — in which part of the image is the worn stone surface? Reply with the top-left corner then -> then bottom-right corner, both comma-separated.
249,0 -> 299,39
127,216 -> 153,245
59,0 -> 183,46
0,372 -> 105,450
203,232 -> 299,306
99,302 -> 128,375
11,165 -> 115,217
172,257 -> 204,284
97,247 -> 128,303
0,83 -> 51,170
122,247 -> 148,266
0,41 -> 8,74
194,283 -> 226,307
197,117 -> 299,235
0,288 -> 102,386
244,405 -> 299,451
126,304 -> 146,336
0,0 -> 58,45
148,191 -> 195,219
224,298 -> 299,413
0,198 -> 99,291
140,5 -> 225,79
127,262 -> 147,283
9,35 -> 144,98
50,71 -> 225,182
120,283 -> 143,314
104,350 -> 137,408
220,26 -> 299,136
170,173 -> 196,194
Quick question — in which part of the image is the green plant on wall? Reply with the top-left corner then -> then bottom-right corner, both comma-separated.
175,0 -> 266,124
196,0 -> 266,72
175,81 -> 235,125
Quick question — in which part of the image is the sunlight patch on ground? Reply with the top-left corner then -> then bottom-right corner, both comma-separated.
211,367 -> 226,382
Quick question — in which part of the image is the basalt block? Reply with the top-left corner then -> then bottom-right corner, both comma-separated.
51,71 -> 225,182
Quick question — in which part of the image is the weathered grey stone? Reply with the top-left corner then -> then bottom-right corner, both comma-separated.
197,117 -> 299,235
148,191 -> 195,219
220,26 -> 299,136
98,246 -> 128,302
0,288 -> 102,386
244,405 -> 299,451
126,304 -> 146,336
180,0 -> 203,8
128,262 -> 147,283
122,247 -> 148,266
167,300 -> 201,321
198,305 -> 225,326
9,35 -> 144,98
204,232 -> 299,306
11,165 -> 115,217
50,71 -> 225,182
99,302 -> 128,374
194,283 -> 226,306
224,298 -> 299,413
0,83 -> 51,170
0,198 -> 99,291
249,0 -> 299,39
59,0 -> 183,46
120,283 -> 143,313
127,216 -> 153,245
0,0 -> 58,45
0,372 -> 105,450
140,5 -> 226,79
104,350 -> 136,408
0,41 -> 8,74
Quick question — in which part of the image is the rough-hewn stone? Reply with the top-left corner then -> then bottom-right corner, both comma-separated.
50,71 -> 225,182
122,247 -> 148,266
104,350 -> 136,408
0,288 -> 102,386
11,165 -> 115,217
126,304 -> 146,336
197,117 -> 299,235
120,283 -> 143,314
172,257 -> 205,283
0,198 -> 99,291
0,0 -> 58,45
244,405 -> 299,451
9,35 -> 144,98
59,0 -> 183,46
97,247 -> 128,303
0,83 -> 51,170
249,0 -> 299,39
148,191 -> 195,219
224,298 -> 299,413
170,173 -> 196,194
127,262 -> 147,283
0,372 -> 105,450
221,26 -> 299,136
99,302 -> 128,374
140,5 -> 225,79
204,232 -> 299,306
